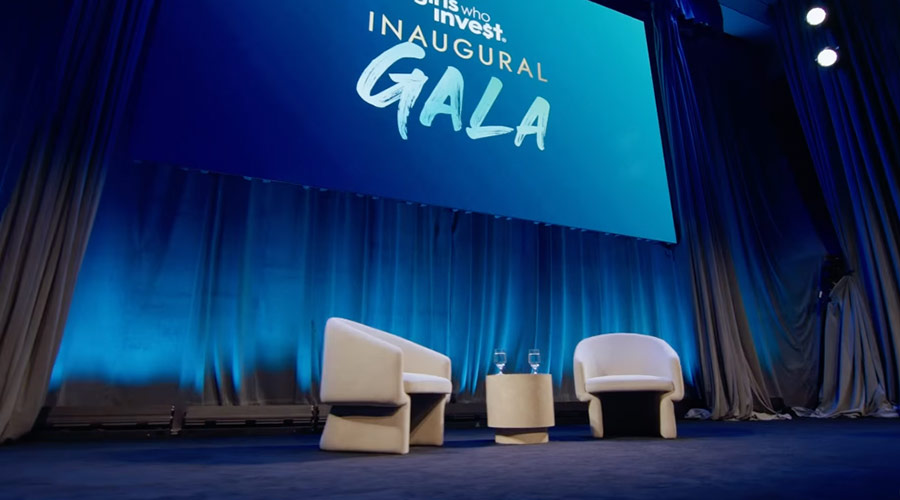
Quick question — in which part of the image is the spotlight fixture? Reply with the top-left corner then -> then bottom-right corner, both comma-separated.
806,6 -> 827,26
816,47 -> 839,67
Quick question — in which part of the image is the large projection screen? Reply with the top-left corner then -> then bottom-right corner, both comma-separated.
129,0 -> 676,243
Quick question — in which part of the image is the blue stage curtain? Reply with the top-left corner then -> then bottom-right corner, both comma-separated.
0,0 -> 157,441
649,0 -> 831,418
680,32 -> 831,409
774,0 -> 899,415
0,0 -> 69,218
651,0 -> 773,418
50,162 -> 700,406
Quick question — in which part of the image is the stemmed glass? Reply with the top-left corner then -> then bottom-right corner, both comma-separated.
528,349 -> 541,374
493,349 -> 507,375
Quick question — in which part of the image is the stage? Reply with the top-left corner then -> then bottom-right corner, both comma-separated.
2,1 -> 900,498
2,419 -> 896,499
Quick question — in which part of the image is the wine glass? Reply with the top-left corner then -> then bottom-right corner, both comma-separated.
493,349 -> 507,375
528,349 -> 541,374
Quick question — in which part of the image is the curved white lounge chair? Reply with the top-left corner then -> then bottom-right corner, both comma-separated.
573,333 -> 684,438
319,318 -> 452,454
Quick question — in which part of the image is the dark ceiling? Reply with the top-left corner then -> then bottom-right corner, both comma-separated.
718,0 -> 778,41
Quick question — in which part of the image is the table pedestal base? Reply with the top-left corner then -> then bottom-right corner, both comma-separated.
494,427 -> 549,445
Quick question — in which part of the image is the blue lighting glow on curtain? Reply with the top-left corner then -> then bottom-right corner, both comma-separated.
50,162 -> 699,405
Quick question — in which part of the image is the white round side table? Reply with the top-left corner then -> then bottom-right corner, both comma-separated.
485,374 -> 555,444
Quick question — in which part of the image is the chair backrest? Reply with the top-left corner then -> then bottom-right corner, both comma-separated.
326,318 -> 450,377
574,333 -> 676,380
330,318 -> 416,354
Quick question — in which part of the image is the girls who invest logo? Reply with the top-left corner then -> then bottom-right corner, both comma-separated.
413,0 -> 507,43
357,0 -> 551,149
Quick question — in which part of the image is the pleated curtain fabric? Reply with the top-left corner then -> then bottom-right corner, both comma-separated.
52,164 -> 700,408
773,0 -> 900,416
650,0 -> 776,419
0,0 -> 156,442
678,33 -> 829,410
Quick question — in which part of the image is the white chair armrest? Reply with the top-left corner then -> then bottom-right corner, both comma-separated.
667,352 -> 685,401
573,359 -> 592,402
319,318 -> 405,406
400,342 -> 451,381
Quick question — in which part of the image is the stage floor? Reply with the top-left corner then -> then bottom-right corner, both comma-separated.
1,419 -> 897,499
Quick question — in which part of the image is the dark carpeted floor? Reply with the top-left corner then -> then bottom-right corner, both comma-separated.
1,419 -> 897,499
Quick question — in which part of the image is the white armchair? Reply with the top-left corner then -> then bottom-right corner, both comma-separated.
319,318 -> 452,454
573,333 -> 684,439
